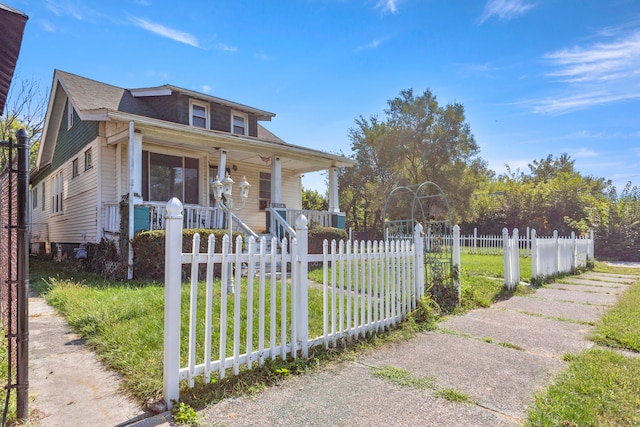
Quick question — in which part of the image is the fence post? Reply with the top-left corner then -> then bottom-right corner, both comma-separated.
295,215 -> 309,358
502,227 -> 510,288
531,229 -> 537,280
473,227 -> 477,254
553,230 -> 559,275
526,226 -> 530,257
589,230 -> 595,262
163,197 -> 183,410
453,225 -> 461,301
512,228 -> 520,289
571,231 -> 577,271
413,223 -> 424,300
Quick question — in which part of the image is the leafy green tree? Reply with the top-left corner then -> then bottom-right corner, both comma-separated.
340,89 -> 488,238
301,187 -> 328,211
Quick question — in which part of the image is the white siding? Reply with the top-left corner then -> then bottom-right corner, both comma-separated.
45,137 -> 100,244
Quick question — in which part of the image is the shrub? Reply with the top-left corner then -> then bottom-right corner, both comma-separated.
308,227 -> 348,254
133,229 -> 243,281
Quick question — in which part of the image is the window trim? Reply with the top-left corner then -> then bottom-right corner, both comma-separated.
41,182 -> 46,211
231,110 -> 248,136
67,98 -> 74,130
189,100 -> 210,129
51,171 -> 63,215
84,148 -> 93,171
72,158 -> 79,178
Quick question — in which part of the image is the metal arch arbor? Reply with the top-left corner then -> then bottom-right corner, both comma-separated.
383,182 -> 458,305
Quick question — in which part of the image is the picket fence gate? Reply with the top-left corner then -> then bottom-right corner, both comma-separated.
162,198 -> 428,408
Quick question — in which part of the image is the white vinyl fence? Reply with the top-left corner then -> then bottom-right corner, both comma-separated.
503,228 -> 594,287
459,227 -> 532,256
162,198 -> 429,408
530,230 -> 594,281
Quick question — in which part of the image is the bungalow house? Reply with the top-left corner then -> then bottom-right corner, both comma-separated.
30,70 -> 354,266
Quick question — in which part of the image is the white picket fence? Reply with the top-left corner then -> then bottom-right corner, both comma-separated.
162,198 -> 429,408
459,227 -> 533,255
503,228 -> 594,287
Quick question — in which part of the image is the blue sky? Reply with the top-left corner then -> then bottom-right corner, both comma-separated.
9,0 -> 640,194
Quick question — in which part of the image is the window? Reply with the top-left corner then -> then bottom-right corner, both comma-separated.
72,158 -> 79,177
32,187 -> 38,209
190,100 -> 209,129
67,98 -> 74,130
231,111 -> 248,135
141,151 -> 199,204
84,148 -> 92,170
259,172 -> 271,210
41,182 -> 45,211
51,171 -> 63,214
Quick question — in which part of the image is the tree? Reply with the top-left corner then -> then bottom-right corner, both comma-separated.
0,75 -> 47,171
301,187 -> 328,211
463,153 -> 613,239
341,88 -> 488,237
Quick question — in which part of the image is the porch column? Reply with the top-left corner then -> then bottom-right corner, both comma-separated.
271,156 -> 282,206
328,166 -> 339,213
127,122 -> 143,279
217,150 -> 227,228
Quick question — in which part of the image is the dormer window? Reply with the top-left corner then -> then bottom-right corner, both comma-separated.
231,111 -> 248,135
190,100 -> 209,129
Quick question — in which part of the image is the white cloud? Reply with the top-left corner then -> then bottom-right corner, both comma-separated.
202,85 -> 212,94
531,27 -> 640,114
130,17 -> 199,48
375,0 -> 401,14
478,0 -> 537,24
253,51 -> 271,61
216,42 -> 238,52
544,31 -> 640,83
574,147 -> 599,158
40,20 -> 56,32
45,0 -> 86,21
356,38 -> 382,51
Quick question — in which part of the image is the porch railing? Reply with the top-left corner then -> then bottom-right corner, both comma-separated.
102,202 -> 225,234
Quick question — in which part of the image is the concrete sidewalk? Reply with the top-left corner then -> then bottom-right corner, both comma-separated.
28,271 -> 638,426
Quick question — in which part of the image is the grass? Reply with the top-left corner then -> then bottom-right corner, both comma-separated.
34,261 -> 328,402
28,253 -> 518,405
370,365 -> 475,404
526,349 -> 640,426
590,279 -> 640,352
525,264 -> 640,426
0,331 -> 17,425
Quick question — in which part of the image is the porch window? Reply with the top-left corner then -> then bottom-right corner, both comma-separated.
41,182 -> 45,211
142,151 -> 199,204
32,187 -> 37,209
190,100 -> 209,129
231,111 -> 248,135
51,171 -> 63,214
259,171 -> 271,210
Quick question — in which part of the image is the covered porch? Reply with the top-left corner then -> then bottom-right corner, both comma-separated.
101,115 -> 352,242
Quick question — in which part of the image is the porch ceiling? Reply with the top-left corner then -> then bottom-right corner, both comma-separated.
107,111 -> 354,174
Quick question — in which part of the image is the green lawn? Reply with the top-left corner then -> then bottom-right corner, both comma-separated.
525,262 -> 640,426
